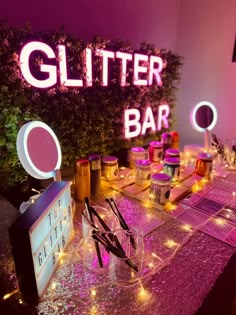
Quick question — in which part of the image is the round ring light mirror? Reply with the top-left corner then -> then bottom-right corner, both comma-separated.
17,121 -> 62,180
190,101 -> 217,151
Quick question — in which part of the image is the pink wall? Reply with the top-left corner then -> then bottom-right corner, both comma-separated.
1,0 -> 180,49
176,0 -> 236,147
1,0 -> 236,147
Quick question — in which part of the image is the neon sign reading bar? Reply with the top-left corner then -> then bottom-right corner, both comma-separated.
124,105 -> 170,138
20,41 -> 164,88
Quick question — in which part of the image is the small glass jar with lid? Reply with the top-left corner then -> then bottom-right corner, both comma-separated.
102,156 -> 119,181
195,153 -> 213,178
149,173 -> 171,205
148,141 -> 163,162
163,157 -> 180,182
165,148 -> 180,159
134,159 -> 151,187
129,147 -> 146,169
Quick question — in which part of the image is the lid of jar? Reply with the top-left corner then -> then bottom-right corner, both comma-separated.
88,154 -> 100,161
170,131 -> 179,138
164,157 -> 180,165
161,132 -> 172,139
135,159 -> 151,167
149,141 -> 163,148
102,156 -> 118,163
75,158 -> 90,175
131,147 -> 145,153
75,158 -> 89,166
151,173 -> 171,182
165,148 -> 180,156
198,152 -> 213,160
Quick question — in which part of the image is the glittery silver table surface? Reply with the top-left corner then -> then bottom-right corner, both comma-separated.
0,181 -> 235,315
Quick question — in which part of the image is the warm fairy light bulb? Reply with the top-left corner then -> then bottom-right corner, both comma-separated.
90,305 -> 99,315
2,290 -> 18,300
181,224 -> 192,232
192,181 -> 201,193
214,218 -> 225,226
19,298 -> 23,304
174,182 -> 182,188
52,282 -> 57,289
91,289 -> 96,297
164,202 -> 176,212
164,239 -> 178,248
137,284 -> 152,304
3,293 -> 11,300
200,177 -> 208,184
148,262 -> 155,268
233,192 -> 236,199
143,200 -> 153,208
58,252 -> 65,258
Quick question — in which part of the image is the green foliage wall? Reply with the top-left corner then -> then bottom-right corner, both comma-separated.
0,20 -> 183,188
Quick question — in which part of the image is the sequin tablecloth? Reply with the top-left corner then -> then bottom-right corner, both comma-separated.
0,185 -> 235,315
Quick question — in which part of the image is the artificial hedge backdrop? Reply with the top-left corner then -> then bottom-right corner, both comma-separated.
0,19 -> 183,188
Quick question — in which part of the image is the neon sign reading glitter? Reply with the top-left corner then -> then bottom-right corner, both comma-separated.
19,41 -> 164,88
19,41 -> 171,138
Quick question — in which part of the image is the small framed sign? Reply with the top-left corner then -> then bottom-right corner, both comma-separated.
9,181 -> 74,304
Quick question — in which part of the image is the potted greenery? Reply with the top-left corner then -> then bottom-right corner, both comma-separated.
0,85 -> 41,206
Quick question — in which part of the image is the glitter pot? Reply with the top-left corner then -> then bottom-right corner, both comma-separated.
148,141 -> 163,162
74,158 -> 90,201
161,132 -> 172,153
102,156 -> 119,181
165,148 -> 180,159
170,131 -> 180,149
163,157 -> 180,182
129,147 -> 146,169
134,159 -> 151,187
149,173 -> 171,205
88,154 -> 101,195
195,153 -> 213,177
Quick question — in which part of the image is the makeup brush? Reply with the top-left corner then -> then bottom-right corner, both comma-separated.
84,197 -> 103,267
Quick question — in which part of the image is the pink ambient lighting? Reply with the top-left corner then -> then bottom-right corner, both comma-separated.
95,49 -> 115,86
124,104 -> 170,138
19,41 -> 165,89
20,41 -> 57,88
58,45 -> 83,87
